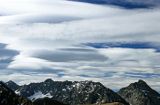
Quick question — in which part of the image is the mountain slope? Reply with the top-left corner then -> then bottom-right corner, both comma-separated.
86,102 -> 125,105
118,80 -> 160,105
33,97 -> 69,105
5,80 -> 20,91
0,81 -> 33,105
15,79 -> 129,105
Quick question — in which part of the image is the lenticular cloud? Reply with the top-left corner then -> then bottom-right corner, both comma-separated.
0,0 -> 111,23
0,0 -> 160,91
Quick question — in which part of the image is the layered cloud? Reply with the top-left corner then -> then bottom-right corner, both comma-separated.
0,0 -> 160,91
71,0 -> 160,9
0,0 -> 114,23
0,43 -> 19,69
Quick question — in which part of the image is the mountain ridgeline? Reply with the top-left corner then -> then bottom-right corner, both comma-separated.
13,79 -> 129,105
1,79 -> 160,105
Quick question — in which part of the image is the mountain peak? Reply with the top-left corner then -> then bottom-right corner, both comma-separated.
118,80 -> 160,105
128,79 -> 151,91
6,80 -> 17,85
5,80 -> 20,91
44,78 -> 54,83
137,79 -> 146,83
137,79 -> 149,86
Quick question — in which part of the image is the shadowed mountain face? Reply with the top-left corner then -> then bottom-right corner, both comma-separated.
14,79 -> 129,105
118,80 -> 160,105
33,97 -> 69,105
0,81 -> 33,105
5,80 -> 20,91
102,102 -> 125,105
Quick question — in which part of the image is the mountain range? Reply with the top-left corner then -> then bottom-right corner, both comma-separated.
0,79 -> 160,105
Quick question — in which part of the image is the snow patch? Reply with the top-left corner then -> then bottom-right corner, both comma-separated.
28,91 -> 52,101
15,90 -> 20,95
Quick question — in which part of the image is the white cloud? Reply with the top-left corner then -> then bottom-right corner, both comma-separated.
0,0 -> 160,91
7,54 -> 55,70
0,0 -> 118,23
98,48 -> 160,69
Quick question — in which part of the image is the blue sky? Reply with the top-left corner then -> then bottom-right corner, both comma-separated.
0,0 -> 160,91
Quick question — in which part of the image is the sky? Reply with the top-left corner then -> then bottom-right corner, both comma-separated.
0,0 -> 160,91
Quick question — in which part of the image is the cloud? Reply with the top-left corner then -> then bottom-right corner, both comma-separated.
0,43 -> 19,69
85,42 -> 160,51
0,0 -> 160,91
98,48 -> 160,68
0,0 -> 112,23
31,48 -> 108,62
71,0 -> 160,8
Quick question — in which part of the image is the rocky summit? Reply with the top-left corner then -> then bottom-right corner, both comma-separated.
14,79 -> 129,105
5,80 -> 20,91
118,80 -> 160,105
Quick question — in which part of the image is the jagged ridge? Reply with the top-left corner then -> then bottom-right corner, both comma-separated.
4,79 -> 160,105
15,79 -> 129,105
